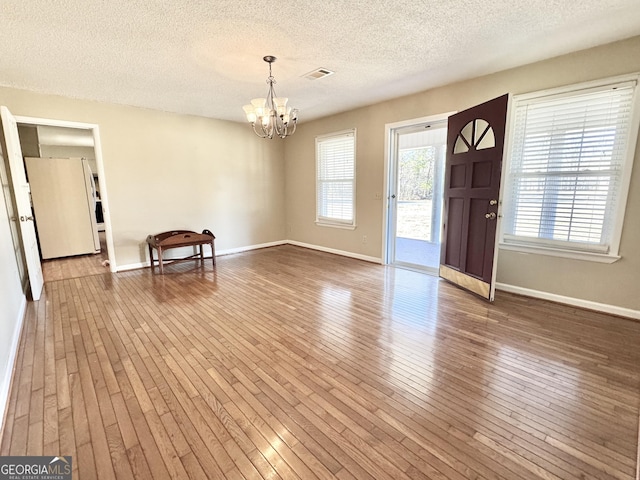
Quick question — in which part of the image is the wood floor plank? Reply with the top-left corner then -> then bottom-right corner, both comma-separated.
124,396 -> 173,479
104,422 -> 136,480
1,245 -> 639,479
57,406 -> 76,464
125,443 -> 154,480
76,441 -> 97,480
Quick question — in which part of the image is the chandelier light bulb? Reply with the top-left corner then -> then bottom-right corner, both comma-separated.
242,105 -> 257,123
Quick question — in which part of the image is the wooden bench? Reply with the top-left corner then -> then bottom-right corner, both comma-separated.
146,229 -> 215,274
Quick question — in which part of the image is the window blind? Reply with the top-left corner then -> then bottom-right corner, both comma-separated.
504,82 -> 636,253
316,131 -> 355,225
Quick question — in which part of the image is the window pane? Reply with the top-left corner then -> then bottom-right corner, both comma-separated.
318,182 -> 353,220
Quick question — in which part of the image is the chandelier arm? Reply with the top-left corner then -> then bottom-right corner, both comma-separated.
261,116 -> 275,139
251,122 -> 269,139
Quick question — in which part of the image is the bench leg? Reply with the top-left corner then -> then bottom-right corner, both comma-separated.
148,244 -> 155,271
158,247 -> 164,275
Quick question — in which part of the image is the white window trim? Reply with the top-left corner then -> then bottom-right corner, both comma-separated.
315,221 -> 357,230
315,129 -> 357,229
498,73 -> 640,263
499,241 -> 620,264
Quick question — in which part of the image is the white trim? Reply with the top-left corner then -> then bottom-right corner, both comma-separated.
12,114 -> 117,273
118,239 -> 382,270
287,240 -> 382,264
490,94 -> 513,301
499,242 -> 620,263
12,115 -> 98,129
496,282 -> 640,320
116,261 -> 148,272
315,221 -> 356,230
91,126 -> 117,272
514,74 -> 639,102
216,240 -> 287,256
384,112 -> 457,131
611,75 -> 640,258
315,129 -> 355,141
393,261 -> 439,276
0,295 -> 27,436
116,240 -> 290,272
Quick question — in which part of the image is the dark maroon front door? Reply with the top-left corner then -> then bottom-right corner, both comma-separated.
439,94 -> 509,300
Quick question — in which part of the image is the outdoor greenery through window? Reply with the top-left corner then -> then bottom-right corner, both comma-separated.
502,76 -> 639,258
395,123 -> 447,247
316,130 -> 355,227
398,147 -> 436,200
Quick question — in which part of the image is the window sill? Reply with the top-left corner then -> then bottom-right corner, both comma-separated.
499,242 -> 621,264
315,221 -> 356,230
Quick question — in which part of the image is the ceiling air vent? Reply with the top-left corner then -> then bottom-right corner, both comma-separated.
302,68 -> 334,80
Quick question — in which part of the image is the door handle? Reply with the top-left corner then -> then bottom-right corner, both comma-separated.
391,194 -> 396,199
485,212 -> 497,220
20,215 -> 34,222
489,199 -> 498,206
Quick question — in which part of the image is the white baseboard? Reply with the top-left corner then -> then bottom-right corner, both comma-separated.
116,261 -> 147,272
0,295 -> 27,436
116,240 -> 290,272
496,282 -> 640,320
287,240 -> 382,264
217,240 -> 288,256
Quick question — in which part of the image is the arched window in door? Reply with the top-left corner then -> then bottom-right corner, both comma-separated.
453,118 -> 495,154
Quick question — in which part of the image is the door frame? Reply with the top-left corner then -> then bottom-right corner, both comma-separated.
382,112 -> 455,266
13,114 -> 116,272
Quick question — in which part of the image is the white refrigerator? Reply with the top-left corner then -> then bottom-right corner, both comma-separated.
25,157 -> 101,259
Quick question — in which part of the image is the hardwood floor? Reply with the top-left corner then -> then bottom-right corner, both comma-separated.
1,245 -> 639,479
41,231 -> 110,282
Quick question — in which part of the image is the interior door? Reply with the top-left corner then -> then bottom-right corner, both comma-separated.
439,94 -> 508,301
0,106 -> 44,300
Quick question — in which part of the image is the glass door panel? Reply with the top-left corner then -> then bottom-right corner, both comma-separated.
389,122 -> 447,271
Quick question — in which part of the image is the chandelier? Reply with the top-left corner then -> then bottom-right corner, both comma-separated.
242,56 -> 299,139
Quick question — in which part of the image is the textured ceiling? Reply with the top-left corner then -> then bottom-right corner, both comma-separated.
2,0 -> 640,124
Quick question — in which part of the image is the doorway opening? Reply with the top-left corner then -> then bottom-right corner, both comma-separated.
2,107 -> 115,297
385,115 -> 449,273
18,124 -> 111,282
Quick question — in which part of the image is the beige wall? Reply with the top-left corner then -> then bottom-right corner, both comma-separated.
0,86 -> 286,269
285,36 -> 640,311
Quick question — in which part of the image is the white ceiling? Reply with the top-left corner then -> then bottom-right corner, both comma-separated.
2,1 -> 640,124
